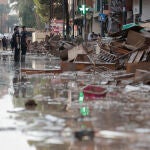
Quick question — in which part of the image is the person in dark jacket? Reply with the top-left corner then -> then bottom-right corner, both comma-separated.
21,26 -> 28,62
10,37 -> 14,52
12,26 -> 20,62
2,36 -> 7,50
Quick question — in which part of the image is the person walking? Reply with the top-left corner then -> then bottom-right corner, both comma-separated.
20,26 -> 28,62
12,26 -> 20,62
2,36 -> 7,50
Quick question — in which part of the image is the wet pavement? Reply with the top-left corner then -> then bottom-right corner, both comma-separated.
0,51 -> 150,150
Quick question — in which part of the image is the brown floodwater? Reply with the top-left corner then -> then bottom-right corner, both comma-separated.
0,52 -> 150,150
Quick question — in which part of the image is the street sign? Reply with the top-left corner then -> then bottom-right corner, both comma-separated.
99,13 -> 107,22
79,5 -> 89,15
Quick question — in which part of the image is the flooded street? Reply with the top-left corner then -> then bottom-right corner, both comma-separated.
0,51 -> 150,150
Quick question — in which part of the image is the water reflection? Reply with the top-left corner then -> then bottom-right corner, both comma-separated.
0,52 -> 150,150
0,131 -> 36,150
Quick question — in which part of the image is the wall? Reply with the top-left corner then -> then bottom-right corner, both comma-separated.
133,0 -> 140,15
0,0 -> 8,33
92,19 -> 100,34
141,0 -> 150,21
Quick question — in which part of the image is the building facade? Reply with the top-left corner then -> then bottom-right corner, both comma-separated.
69,0 -> 149,38
0,0 -> 8,33
133,0 -> 150,22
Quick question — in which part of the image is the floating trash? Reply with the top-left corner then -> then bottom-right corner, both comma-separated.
83,85 -> 107,100
74,130 -> 95,141
78,92 -> 84,103
80,107 -> 90,116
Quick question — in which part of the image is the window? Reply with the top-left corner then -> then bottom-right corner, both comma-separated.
96,0 -> 109,12
97,0 -> 100,11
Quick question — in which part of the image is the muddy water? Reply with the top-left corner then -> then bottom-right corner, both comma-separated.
0,53 -> 150,150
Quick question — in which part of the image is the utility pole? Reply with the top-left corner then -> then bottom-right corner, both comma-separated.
79,1 -> 89,40
84,0 -> 86,41
63,0 -> 65,38
100,0 -> 104,37
72,0 -> 75,39
49,0 -> 52,30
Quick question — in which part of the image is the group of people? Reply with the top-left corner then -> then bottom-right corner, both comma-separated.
11,25 -> 28,63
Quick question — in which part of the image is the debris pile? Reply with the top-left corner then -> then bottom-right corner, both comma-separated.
28,41 -> 48,54
111,30 -> 150,63
86,25 -> 150,71
27,24 -> 150,73
28,35 -> 77,59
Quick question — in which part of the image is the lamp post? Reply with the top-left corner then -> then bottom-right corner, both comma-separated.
79,1 -> 89,41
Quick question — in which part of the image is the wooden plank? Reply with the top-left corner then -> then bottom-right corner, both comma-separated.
21,69 -> 62,74
68,45 -> 86,62
61,62 -> 116,71
114,73 -> 135,80
128,51 -> 138,63
142,47 -> 150,61
126,62 -> 150,73
111,46 -> 129,55
134,50 -> 145,63
126,30 -> 145,48
74,54 -> 90,62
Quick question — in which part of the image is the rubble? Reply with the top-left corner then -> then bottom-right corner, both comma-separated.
91,26 -> 150,71
25,23 -> 150,74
